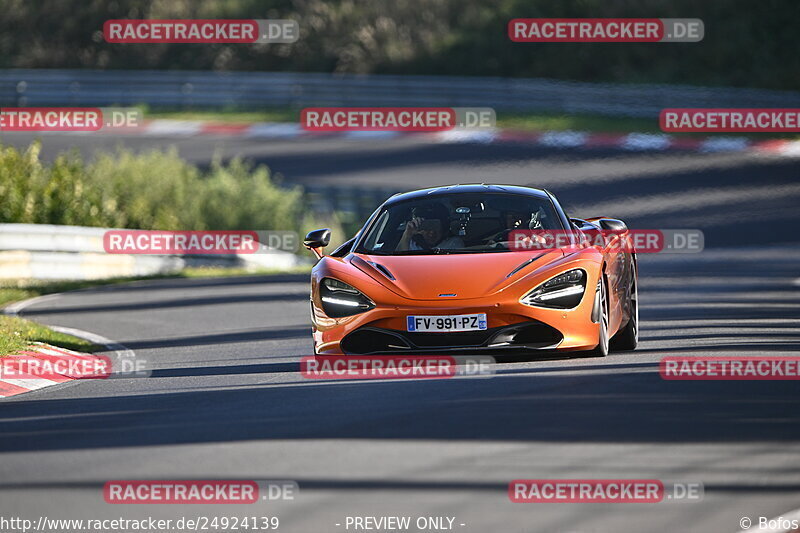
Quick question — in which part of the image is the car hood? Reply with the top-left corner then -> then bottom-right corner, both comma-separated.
351,251 -> 560,300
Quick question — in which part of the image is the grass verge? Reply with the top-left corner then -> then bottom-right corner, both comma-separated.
145,108 -> 299,124
0,266 -> 312,309
496,112 -> 658,134
0,266 -> 311,356
0,315 -> 96,356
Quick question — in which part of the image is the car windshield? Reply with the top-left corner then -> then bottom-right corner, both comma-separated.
355,192 -> 563,255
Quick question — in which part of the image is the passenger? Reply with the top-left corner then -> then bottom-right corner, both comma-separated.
397,205 -> 464,251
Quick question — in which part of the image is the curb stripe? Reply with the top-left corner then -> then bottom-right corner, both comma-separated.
585,133 -> 626,148
0,375 -> 60,390
198,123 -> 251,135
15,351 -> 95,379
0,380 -> 30,397
5,354 -> 72,382
33,346 -> 97,361
36,120 -> 800,156
2,295 -> 138,400
0,346 -> 109,398
144,120 -> 203,136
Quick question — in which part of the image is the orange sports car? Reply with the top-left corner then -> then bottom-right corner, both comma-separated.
303,184 -> 638,357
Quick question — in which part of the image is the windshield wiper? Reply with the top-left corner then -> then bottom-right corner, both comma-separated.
432,248 -> 511,254
359,248 -> 511,256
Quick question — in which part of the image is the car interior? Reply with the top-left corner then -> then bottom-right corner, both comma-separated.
361,194 -> 560,253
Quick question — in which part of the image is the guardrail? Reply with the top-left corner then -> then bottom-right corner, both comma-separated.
2,69 -> 800,118
305,185 -> 401,230
0,224 -> 302,280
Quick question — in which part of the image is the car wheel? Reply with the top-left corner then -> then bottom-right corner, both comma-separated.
590,277 -> 609,357
611,272 -> 638,351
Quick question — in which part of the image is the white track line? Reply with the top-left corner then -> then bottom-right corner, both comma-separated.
49,325 -> 135,361
1,377 -> 59,390
4,293 -> 134,359
3,293 -> 60,315
48,325 -> 145,378
2,293 -> 140,387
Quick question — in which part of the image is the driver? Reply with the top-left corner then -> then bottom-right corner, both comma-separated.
489,207 -> 548,248
489,209 -> 531,242
397,205 -> 464,251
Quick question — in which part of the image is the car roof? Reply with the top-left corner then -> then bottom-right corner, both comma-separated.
383,184 -> 552,206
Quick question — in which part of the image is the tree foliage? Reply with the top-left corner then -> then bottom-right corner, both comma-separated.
0,0 -> 796,90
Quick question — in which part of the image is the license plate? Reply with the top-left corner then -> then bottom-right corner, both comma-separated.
407,313 -> 487,332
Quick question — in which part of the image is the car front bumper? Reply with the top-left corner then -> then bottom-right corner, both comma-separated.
313,295 -> 601,355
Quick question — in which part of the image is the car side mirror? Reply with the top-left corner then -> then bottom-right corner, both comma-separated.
570,217 -> 589,229
303,228 -> 331,258
597,218 -> 628,232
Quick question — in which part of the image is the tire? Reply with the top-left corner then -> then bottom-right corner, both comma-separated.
611,272 -> 638,351
589,277 -> 610,357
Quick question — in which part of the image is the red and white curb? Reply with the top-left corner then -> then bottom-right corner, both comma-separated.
54,119 -> 800,156
443,128 -> 800,156
2,297 -> 138,399
0,342 -> 106,398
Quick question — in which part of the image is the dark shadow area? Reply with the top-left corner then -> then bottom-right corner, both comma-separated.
20,291 -> 308,315
644,332 -> 800,342
117,327 -> 309,350
69,273 -> 310,294
149,361 -> 301,377
246,142 -> 654,182
493,361 -> 659,375
556,157 -> 798,208
642,308 -> 800,321
3,363 -> 800,452
148,360 -> 655,379
1,478 -> 800,495
555,158 -> 800,248
644,323 -> 800,331
632,342 -> 800,354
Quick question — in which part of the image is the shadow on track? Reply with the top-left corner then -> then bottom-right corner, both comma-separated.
3,478 -> 800,494
23,291 -> 308,315
117,327 -> 310,350
2,359 -> 800,452
75,273 -> 310,293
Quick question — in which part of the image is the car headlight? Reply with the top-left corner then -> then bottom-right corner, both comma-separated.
521,269 -> 587,309
320,278 -> 375,318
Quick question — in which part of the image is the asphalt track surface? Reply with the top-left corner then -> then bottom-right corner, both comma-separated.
1,131 -> 799,532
